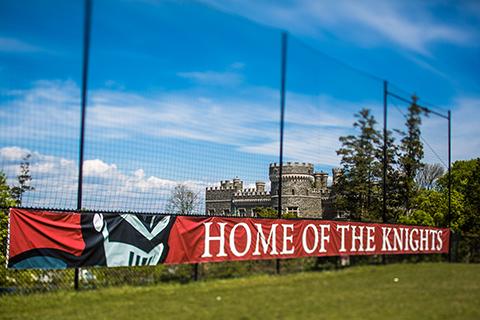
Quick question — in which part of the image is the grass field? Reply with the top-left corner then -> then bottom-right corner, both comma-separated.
1,263 -> 479,320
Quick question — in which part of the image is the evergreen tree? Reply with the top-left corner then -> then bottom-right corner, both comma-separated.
10,154 -> 35,205
336,109 -> 382,221
1,172 -> 18,283
397,96 -> 424,214
381,129 -> 403,222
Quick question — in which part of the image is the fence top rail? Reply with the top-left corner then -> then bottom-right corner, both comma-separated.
7,206 -> 453,229
387,91 -> 449,120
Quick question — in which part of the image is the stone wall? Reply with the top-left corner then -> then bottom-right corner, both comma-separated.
205,162 -> 333,218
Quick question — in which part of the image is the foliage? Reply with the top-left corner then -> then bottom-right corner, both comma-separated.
396,158 -> 480,261
253,207 -> 297,219
397,97 -> 424,212
10,154 -> 35,204
1,172 -> 18,285
439,158 -> 480,262
165,184 -> 200,215
416,163 -> 444,190
1,156 -> 34,286
381,129 -> 403,222
335,108 -> 382,221
438,159 -> 480,236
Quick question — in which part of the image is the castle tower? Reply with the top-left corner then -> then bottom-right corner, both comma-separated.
233,178 -> 243,192
255,181 -> 266,193
269,162 -> 322,218
332,168 -> 342,185
314,171 -> 328,192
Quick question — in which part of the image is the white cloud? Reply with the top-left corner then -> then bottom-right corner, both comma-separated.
0,146 -> 30,161
83,159 -> 118,177
388,96 -> 480,164
177,70 -> 243,86
0,36 -> 44,53
0,79 -> 358,167
200,0 -> 474,55
0,146 -> 209,212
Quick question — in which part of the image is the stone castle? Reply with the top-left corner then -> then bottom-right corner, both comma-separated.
205,162 -> 341,219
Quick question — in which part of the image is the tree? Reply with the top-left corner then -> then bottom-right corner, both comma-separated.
397,96 -> 424,213
336,108 -> 382,221
416,163 -> 444,190
253,207 -> 296,219
10,154 -> 35,205
166,184 -> 200,215
438,159 -> 480,233
1,172 -> 18,282
397,159 -> 480,262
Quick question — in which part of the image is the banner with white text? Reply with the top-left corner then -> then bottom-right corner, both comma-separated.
7,208 -> 450,269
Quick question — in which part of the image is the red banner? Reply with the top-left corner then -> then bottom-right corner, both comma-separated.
8,208 -> 450,269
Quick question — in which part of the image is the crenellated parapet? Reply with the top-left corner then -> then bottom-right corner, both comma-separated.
234,190 -> 271,197
269,162 -> 314,176
205,162 -> 334,218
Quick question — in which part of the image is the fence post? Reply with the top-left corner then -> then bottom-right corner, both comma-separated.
382,80 -> 388,265
192,263 -> 199,281
447,110 -> 453,263
75,0 -> 92,290
276,31 -> 288,275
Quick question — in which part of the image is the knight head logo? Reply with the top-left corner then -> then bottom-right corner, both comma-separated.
93,213 -> 175,267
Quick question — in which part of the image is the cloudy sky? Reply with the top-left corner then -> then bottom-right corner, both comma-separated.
0,0 -> 479,212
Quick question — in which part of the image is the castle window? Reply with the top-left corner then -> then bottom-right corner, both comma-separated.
286,207 -> 299,215
207,209 -> 215,215
291,189 -> 295,195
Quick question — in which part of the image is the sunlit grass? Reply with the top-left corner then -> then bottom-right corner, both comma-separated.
1,263 -> 479,320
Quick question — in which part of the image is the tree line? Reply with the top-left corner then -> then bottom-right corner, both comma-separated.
333,100 -> 479,261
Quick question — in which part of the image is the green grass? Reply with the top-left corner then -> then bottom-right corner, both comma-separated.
1,263 -> 479,320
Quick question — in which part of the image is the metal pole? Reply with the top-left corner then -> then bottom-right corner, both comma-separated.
278,31 -> 287,218
382,81 -> 388,223
193,263 -> 199,281
448,110 -> 451,223
448,110 -> 452,262
276,31 -> 288,274
382,81 -> 388,265
75,0 -> 92,290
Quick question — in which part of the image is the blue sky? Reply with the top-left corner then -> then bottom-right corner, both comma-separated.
0,0 -> 479,212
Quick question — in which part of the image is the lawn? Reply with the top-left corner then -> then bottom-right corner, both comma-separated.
1,263 -> 479,320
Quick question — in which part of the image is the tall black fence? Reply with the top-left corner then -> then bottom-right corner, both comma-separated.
0,0 -> 464,294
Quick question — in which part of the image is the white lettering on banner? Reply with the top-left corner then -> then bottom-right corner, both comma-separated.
350,226 -> 364,252
302,224 -> 318,254
229,223 -> 251,257
382,227 -> 393,251
201,221 -> 445,260
410,229 -> 419,251
404,228 -> 410,251
253,223 -> 278,256
366,226 -> 375,252
420,229 -> 429,251
393,228 -> 404,251
436,231 -> 443,251
201,222 -> 228,258
281,224 -> 294,255
337,225 -> 349,252
319,224 -> 330,253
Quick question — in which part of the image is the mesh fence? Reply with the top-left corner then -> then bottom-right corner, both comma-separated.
0,0 -> 473,295
387,84 -> 450,225
284,36 -> 384,221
